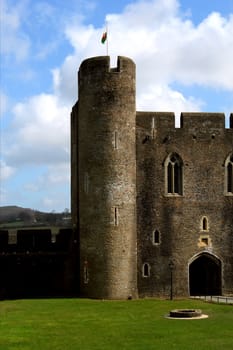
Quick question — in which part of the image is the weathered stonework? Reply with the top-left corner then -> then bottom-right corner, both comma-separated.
72,56 -> 137,299
71,56 -> 233,299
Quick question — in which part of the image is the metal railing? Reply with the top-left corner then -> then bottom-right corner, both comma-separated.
190,295 -> 233,304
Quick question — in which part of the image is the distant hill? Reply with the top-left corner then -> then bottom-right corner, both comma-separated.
0,206 -> 35,223
0,206 -> 71,227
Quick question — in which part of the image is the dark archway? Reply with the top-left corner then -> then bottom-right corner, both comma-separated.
189,253 -> 222,296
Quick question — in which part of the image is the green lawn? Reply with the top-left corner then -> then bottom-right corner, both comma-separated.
0,298 -> 232,350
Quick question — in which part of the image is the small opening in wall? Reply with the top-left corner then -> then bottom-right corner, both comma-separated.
201,238 -> 209,246
84,261 -> 89,284
143,263 -> 150,277
153,230 -> 160,245
202,217 -> 208,231
114,131 -> 118,149
226,154 -> 233,193
114,207 -> 119,226
84,172 -> 89,194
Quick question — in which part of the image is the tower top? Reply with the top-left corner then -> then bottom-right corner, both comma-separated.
78,56 -> 135,76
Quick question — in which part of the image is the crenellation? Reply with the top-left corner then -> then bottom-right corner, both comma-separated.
137,111 -> 175,130
79,56 -> 110,76
79,56 -> 135,83
230,113 -> 233,128
180,112 -> 225,130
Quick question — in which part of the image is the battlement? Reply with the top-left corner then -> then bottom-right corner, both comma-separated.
137,111 -> 233,132
230,113 -> 233,128
137,111 -> 175,129
0,227 -> 72,253
180,112 -> 225,130
78,55 -> 135,80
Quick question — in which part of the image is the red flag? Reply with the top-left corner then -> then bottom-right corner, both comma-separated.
101,32 -> 107,44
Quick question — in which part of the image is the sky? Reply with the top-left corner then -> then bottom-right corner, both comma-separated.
1,0 -> 233,213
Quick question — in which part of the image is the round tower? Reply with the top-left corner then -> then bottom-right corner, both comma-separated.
75,56 -> 137,299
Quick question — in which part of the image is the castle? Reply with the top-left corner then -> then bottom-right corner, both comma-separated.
71,55 -> 233,299
0,55 -> 232,300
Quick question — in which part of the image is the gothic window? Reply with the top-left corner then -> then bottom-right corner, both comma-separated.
165,153 -> 183,195
225,154 -> 233,194
142,263 -> 150,277
152,230 -> 160,245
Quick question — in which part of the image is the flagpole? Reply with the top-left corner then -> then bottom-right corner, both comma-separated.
106,21 -> 108,56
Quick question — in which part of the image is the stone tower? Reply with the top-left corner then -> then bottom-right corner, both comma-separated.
71,56 -> 137,299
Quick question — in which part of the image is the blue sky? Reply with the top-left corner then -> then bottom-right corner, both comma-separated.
1,0 -> 233,212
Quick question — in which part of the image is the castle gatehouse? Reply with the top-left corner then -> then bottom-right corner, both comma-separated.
71,56 -> 233,299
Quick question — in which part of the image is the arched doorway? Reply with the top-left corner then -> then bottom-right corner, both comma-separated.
189,253 -> 222,296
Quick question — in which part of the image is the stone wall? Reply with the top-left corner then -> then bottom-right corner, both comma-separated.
0,228 -> 74,298
75,56 -> 137,299
72,55 -> 233,299
137,111 -> 233,297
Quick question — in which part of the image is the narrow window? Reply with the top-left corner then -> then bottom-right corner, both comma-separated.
153,230 -> 160,245
84,261 -> 89,284
142,263 -> 150,277
114,207 -> 119,226
151,117 -> 155,129
202,217 -> 208,231
165,153 -> 183,195
225,154 -> 233,194
84,172 -> 89,194
114,131 -> 118,149
151,117 -> 156,139
167,163 -> 172,193
227,163 -> 232,192
174,162 -> 181,193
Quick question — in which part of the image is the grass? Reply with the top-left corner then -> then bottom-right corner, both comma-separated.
0,298 -> 232,350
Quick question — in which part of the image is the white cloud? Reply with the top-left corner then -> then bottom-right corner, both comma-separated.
65,23 -> 96,52
4,94 -> 70,166
170,12 -> 233,89
52,0 -> 233,115
52,55 -> 78,105
0,0 -> 30,61
0,160 -> 15,181
137,84 -> 204,124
